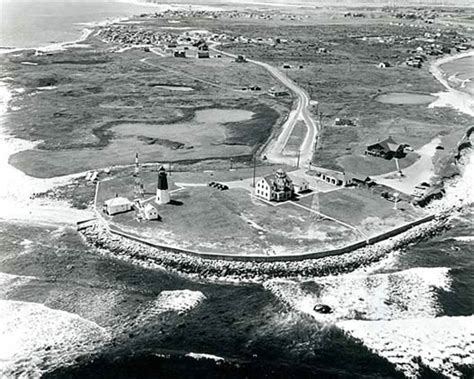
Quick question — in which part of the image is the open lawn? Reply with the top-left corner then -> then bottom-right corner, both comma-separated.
298,187 -> 427,238
97,177 -> 361,256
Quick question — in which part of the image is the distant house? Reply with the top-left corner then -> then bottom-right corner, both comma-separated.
268,87 -> 289,97
174,50 -> 186,58
441,46 -> 451,54
143,203 -> 159,220
365,136 -> 406,160
249,85 -> 261,91
334,118 -> 356,127
235,54 -> 247,63
103,197 -> 133,216
255,169 -> 294,202
197,50 -> 210,59
378,62 -> 391,68
312,168 -> 353,187
406,59 -> 422,68
456,44 -> 469,52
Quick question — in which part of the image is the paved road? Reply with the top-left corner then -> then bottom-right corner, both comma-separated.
210,44 -> 319,168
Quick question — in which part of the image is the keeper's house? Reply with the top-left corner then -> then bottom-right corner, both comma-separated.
255,169 -> 294,202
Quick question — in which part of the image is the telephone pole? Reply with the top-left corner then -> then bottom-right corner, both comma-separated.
252,157 -> 256,188
133,153 -> 144,199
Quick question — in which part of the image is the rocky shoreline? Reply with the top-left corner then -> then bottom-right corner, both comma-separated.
80,212 -> 452,282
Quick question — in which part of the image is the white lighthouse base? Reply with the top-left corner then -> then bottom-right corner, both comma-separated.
156,189 -> 170,205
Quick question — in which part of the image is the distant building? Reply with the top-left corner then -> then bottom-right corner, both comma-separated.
156,166 -> 171,205
255,169 -> 293,202
197,50 -> 210,59
174,50 -> 186,58
365,137 -> 406,160
378,62 -> 391,68
282,63 -> 291,69
312,168 -> 353,187
143,203 -> 159,220
103,196 -> 133,215
268,87 -> 290,97
235,54 -> 247,63
334,118 -> 356,127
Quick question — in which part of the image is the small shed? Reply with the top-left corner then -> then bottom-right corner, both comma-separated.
104,197 -> 132,215
268,87 -> 289,97
143,203 -> 159,220
293,180 -> 309,194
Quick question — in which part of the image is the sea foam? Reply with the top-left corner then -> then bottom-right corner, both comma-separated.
264,267 -> 451,323
339,316 -> 474,378
0,299 -> 109,378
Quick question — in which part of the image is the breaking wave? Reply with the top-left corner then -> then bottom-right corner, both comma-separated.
339,316 -> 474,378
264,267 -> 451,323
0,300 -> 109,378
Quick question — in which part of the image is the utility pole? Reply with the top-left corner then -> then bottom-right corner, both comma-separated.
133,153 -> 144,199
252,157 -> 256,188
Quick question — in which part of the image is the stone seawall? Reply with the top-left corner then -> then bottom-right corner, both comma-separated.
81,214 -> 451,281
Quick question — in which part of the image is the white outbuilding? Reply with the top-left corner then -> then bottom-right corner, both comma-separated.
103,196 -> 132,216
143,203 -> 159,220
293,179 -> 309,194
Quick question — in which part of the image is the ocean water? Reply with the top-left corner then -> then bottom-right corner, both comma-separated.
0,1 -> 163,49
441,55 -> 474,96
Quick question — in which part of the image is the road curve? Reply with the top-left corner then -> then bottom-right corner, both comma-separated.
210,44 -> 318,168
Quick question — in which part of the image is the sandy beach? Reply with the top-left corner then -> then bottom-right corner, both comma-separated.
430,51 -> 474,118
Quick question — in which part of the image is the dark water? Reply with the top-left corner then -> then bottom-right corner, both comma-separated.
0,207 -> 472,378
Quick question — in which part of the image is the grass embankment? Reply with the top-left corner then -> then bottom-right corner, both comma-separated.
2,33 -> 290,178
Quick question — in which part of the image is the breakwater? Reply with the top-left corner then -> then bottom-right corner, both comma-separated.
80,214 -> 451,281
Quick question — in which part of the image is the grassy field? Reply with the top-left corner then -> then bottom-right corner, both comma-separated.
97,174 -> 361,256
298,187 -> 427,237
2,33 -> 290,178
284,120 -> 306,155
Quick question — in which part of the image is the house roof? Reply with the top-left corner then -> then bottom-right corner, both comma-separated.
144,203 -> 157,212
367,136 -> 402,152
105,197 -> 131,207
293,179 -> 308,186
313,167 -> 347,182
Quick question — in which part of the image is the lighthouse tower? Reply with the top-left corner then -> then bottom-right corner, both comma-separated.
156,166 -> 170,205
